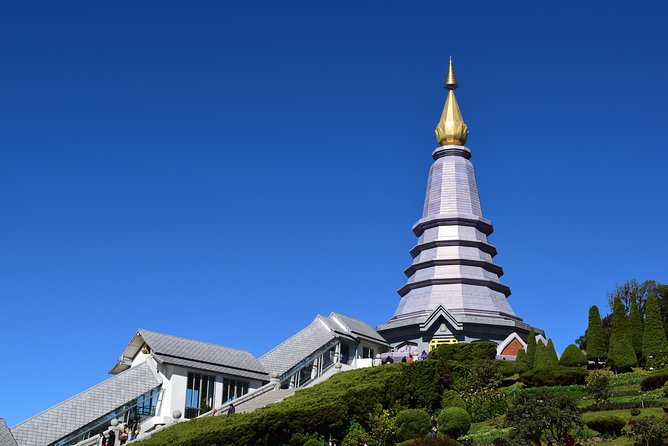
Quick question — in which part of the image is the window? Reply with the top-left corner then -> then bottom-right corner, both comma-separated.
185,372 -> 215,419
362,346 -> 375,359
222,378 -> 249,403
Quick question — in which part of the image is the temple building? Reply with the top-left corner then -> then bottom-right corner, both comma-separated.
377,58 -> 539,352
4,60 -> 540,446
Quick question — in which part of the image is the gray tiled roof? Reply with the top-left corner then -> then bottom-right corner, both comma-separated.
260,316 -> 337,376
11,361 -> 161,446
138,330 -> 268,380
0,419 -> 17,446
329,313 -> 389,345
260,313 -> 389,377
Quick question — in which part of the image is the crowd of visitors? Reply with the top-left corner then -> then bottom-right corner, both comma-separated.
95,419 -> 140,446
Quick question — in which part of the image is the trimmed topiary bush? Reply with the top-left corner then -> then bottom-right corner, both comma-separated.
643,295 -> 668,362
525,328 -> 537,369
640,370 -> 668,391
395,409 -> 431,443
535,339 -> 559,368
585,416 -> 626,436
586,305 -> 607,363
559,344 -> 587,367
441,390 -> 466,409
519,366 -> 587,387
608,298 -> 638,372
437,407 -> 471,439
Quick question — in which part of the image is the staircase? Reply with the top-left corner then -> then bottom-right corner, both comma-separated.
235,388 -> 296,413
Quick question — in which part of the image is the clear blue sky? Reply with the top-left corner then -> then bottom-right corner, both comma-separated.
1,1 -> 666,426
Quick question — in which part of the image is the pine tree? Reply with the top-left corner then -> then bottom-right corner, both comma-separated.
629,296 -> 643,357
535,339 -> 559,368
586,305 -> 607,363
608,298 -> 637,372
560,344 -> 587,367
516,348 -> 527,365
534,341 -> 547,367
642,294 -> 668,359
525,328 -> 537,369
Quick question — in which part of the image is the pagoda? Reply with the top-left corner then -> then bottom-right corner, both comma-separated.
378,58 -> 536,353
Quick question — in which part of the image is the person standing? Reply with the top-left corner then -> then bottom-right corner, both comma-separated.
120,426 -> 129,445
107,430 -> 116,446
227,403 -> 235,415
96,432 -> 106,446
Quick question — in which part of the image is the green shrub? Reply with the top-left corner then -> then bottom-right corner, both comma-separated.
392,360 -> 453,411
608,298 -> 638,372
397,437 -> 459,446
585,416 -> 626,436
497,358 -> 528,378
525,328 -> 537,368
643,295 -> 668,361
505,391 -> 583,446
559,344 -> 587,367
535,339 -> 559,368
586,305 -> 607,362
441,390 -> 466,409
303,438 -> 324,446
640,370 -> 668,391
519,366 -> 587,387
437,407 -> 471,439
395,409 -> 431,442
585,369 -> 613,404
430,341 -> 497,378
341,423 -> 373,446
629,416 -> 668,446
461,387 -> 508,422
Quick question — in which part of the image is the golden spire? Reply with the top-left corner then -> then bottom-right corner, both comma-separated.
435,57 -> 468,146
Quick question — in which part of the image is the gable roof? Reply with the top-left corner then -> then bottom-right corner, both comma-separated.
328,312 -> 389,345
260,313 -> 389,377
260,316 -> 337,376
111,329 -> 268,381
0,419 -> 17,446
11,360 -> 161,446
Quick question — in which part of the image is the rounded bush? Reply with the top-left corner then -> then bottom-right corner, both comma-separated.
441,390 -> 466,409
437,407 -> 471,439
395,408 -> 432,442
640,371 -> 668,391
586,416 -> 626,436
519,365 -> 587,387
559,344 -> 587,367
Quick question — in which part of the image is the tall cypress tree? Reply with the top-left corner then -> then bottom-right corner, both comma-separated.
535,339 -> 559,368
629,297 -> 643,357
586,305 -> 607,363
608,298 -> 637,372
525,328 -> 537,369
642,294 -> 668,359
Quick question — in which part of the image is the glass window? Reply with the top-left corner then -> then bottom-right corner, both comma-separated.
185,372 -> 215,419
222,378 -> 250,403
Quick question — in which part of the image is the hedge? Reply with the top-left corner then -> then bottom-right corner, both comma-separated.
518,366 -> 587,387
585,416 -> 626,436
640,370 -> 668,391
137,361 -> 453,446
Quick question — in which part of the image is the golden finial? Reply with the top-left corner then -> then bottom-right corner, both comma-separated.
435,57 -> 468,146
444,56 -> 458,90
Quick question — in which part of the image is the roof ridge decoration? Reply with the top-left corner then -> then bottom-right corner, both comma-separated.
435,57 -> 469,146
